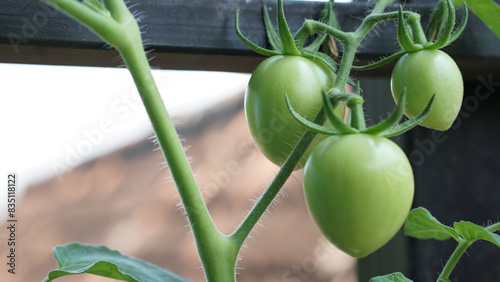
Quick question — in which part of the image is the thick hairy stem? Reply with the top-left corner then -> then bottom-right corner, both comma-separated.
44,0 -> 234,280
437,239 -> 471,281
119,42 -> 234,282
230,110 -> 326,247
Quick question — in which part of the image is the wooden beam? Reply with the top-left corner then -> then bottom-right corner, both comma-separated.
0,0 -> 499,75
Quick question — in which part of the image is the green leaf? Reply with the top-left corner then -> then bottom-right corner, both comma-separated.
454,221 -> 500,247
369,272 -> 413,282
452,0 -> 464,7
465,0 -> 500,39
44,243 -> 189,282
404,207 -> 460,241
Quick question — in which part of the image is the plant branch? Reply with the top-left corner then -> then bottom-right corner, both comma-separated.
437,239 -> 471,281
44,0 -> 234,280
486,222 -> 500,233
230,110 -> 326,247
407,14 -> 427,45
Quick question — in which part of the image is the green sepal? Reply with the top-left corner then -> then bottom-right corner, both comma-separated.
404,207 -> 460,242
303,0 -> 336,51
301,49 -> 359,89
301,49 -> 338,73
303,34 -> 327,52
397,6 -> 422,52
285,94 -> 341,135
262,5 -> 282,51
379,94 -> 435,138
277,0 -> 301,55
446,4 -> 468,45
425,0 -> 448,42
427,0 -> 456,50
362,89 -> 406,135
322,92 -> 358,134
83,0 -> 111,17
369,272 -> 413,282
351,50 -> 407,71
235,10 -> 280,57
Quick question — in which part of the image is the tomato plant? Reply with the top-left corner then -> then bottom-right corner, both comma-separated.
391,49 -> 463,131
303,134 -> 414,258
42,0 -> 500,282
245,55 -> 336,168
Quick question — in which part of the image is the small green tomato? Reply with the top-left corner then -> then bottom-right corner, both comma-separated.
391,49 -> 463,131
304,134 -> 414,258
245,55 -> 339,169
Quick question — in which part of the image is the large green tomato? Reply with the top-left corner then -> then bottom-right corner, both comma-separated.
304,134 -> 414,258
245,55 -> 336,169
391,49 -> 463,131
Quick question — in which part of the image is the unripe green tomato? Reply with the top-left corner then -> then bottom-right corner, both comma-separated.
391,49 -> 463,131
304,134 -> 414,258
245,55 -> 339,169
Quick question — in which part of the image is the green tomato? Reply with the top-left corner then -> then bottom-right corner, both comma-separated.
304,134 -> 414,258
245,55 -> 337,169
391,49 -> 463,131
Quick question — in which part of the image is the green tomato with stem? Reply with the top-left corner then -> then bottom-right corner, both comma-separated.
245,55 -> 340,169
304,134 -> 414,258
391,49 -> 463,131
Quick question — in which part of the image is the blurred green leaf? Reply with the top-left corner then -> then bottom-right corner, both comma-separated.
404,207 -> 460,241
454,0 -> 500,39
44,243 -> 189,282
454,221 -> 500,247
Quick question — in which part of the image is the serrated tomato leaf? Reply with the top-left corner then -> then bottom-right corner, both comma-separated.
43,243 -> 189,282
454,221 -> 500,247
369,272 -> 413,282
404,207 -> 459,241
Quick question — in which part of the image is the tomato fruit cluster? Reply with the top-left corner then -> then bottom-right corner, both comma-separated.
245,55 -> 336,169
303,134 -> 414,258
391,49 -> 463,131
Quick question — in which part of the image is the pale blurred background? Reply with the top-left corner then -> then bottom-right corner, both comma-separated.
0,63 -> 356,282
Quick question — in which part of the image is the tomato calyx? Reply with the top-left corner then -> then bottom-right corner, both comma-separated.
352,0 -> 468,71
236,0 -> 318,56
236,0 -> 359,90
397,0 -> 468,52
286,88 -> 435,138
